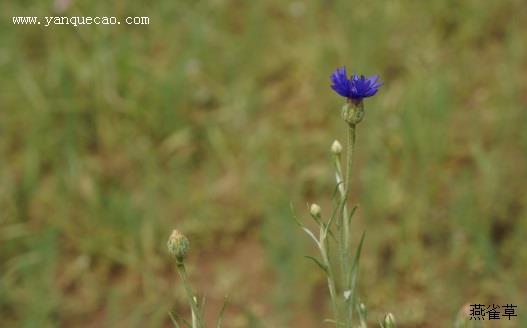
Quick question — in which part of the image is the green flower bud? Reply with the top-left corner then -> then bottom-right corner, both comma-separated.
358,302 -> 367,319
167,229 -> 190,262
341,101 -> 364,125
331,140 -> 342,155
358,302 -> 368,328
383,312 -> 396,328
310,203 -> 321,218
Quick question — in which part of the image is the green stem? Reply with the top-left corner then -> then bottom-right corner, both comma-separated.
344,123 -> 355,255
320,240 -> 340,327
176,262 -> 205,328
343,123 -> 356,327
335,154 -> 347,284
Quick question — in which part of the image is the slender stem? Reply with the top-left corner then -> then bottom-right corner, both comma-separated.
334,150 -> 348,317
335,158 -> 349,227
343,123 -> 356,327
176,262 -> 205,328
192,307 -> 198,328
333,124 -> 357,328
320,241 -> 339,327
344,123 -> 355,258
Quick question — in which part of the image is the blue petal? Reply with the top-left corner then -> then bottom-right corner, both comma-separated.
331,68 -> 383,100
330,67 -> 352,97
368,75 -> 380,84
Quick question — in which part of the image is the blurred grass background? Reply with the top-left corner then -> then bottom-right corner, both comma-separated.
1,0 -> 527,327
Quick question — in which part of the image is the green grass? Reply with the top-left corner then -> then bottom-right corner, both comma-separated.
1,0 -> 527,327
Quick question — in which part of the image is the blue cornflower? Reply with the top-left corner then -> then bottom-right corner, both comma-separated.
330,67 -> 383,102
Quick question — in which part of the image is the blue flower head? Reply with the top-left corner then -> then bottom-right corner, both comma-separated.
331,66 -> 383,102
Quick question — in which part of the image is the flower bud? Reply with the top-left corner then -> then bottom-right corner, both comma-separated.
358,302 -> 368,328
310,203 -> 321,218
331,140 -> 342,155
383,312 -> 396,328
341,101 -> 364,125
358,302 -> 367,319
167,230 -> 190,262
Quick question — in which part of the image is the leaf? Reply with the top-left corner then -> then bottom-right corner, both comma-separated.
324,198 -> 343,240
169,311 -> 191,328
290,202 -> 305,228
331,180 -> 345,203
292,202 -> 319,246
168,312 -> 181,328
348,231 -> 366,303
304,255 -> 328,273
351,232 -> 366,274
347,204 -> 359,225
302,226 -> 320,246
322,221 -> 337,242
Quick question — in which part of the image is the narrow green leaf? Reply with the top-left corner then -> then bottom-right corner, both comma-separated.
304,255 -> 328,273
331,180 -> 344,203
290,202 -> 305,228
349,231 -> 366,303
322,221 -> 337,242
324,197 -> 343,239
347,204 -> 359,225
169,311 -> 191,328
302,226 -> 319,245
168,312 -> 181,328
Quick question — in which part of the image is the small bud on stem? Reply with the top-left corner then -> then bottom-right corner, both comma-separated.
310,203 -> 322,218
331,140 -> 343,155
167,230 -> 190,263
358,303 -> 367,318
383,313 -> 396,328
358,303 -> 368,328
